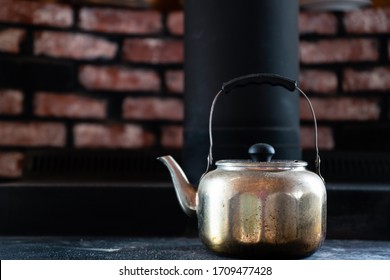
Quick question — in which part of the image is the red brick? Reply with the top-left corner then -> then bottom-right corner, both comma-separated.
0,152 -> 24,178
344,8 -> 390,34
34,31 -> 117,60
161,125 -> 183,148
300,39 -> 379,64
79,65 -> 160,92
0,121 -> 66,147
79,7 -> 162,34
165,70 -> 184,93
34,92 -> 107,119
300,126 -> 334,150
300,97 -> 380,121
167,11 -> 184,35
0,28 -> 26,53
299,70 -> 337,93
344,67 -> 390,92
74,123 -> 155,149
299,12 -> 338,35
123,97 -> 183,121
0,89 -> 23,115
123,38 -> 183,64
0,1 -> 72,27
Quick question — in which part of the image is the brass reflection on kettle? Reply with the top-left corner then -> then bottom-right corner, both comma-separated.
158,73 -> 327,258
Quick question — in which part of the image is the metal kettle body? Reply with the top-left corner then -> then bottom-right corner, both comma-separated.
158,74 -> 327,258
197,161 -> 326,258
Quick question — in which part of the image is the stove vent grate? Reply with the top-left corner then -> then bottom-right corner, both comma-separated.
19,150 -> 390,183
304,150 -> 390,183
22,149 -> 180,182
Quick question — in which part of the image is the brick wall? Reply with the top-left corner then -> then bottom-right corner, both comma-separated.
299,8 -> 390,152
0,1 -> 390,179
0,1 -> 183,179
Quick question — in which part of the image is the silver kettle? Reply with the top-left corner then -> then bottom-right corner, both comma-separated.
158,73 -> 326,258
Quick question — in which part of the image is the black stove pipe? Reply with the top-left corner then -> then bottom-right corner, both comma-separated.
184,1 -> 300,183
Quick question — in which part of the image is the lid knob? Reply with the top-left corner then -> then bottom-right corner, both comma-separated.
248,143 -> 275,162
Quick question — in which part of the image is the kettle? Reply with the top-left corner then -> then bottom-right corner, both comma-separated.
158,73 -> 326,258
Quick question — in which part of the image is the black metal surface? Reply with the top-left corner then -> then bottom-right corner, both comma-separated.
0,183 -> 196,236
303,150 -> 390,182
1,237 -> 390,260
326,184 -> 390,240
184,0 -> 300,183
21,149 -> 180,182
1,182 -> 390,240
2,149 -> 390,238
16,148 -> 390,183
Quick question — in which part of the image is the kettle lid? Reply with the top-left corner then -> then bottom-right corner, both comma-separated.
216,143 -> 308,169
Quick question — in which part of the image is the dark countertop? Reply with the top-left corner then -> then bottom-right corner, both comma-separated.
1,182 -> 390,260
0,237 -> 389,260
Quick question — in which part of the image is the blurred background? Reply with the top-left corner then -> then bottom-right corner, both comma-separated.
1,0 -> 390,238
1,0 -> 390,180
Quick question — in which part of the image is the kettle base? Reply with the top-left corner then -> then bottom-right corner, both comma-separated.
203,239 -> 324,259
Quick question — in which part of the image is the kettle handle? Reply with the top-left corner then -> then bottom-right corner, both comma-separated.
222,73 -> 297,93
203,73 -> 324,182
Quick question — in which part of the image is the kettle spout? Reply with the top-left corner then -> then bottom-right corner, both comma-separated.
157,156 -> 197,217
